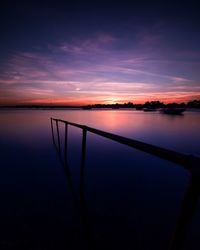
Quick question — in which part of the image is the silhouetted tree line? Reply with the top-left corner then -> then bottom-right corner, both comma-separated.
82,100 -> 200,109
0,100 -> 200,109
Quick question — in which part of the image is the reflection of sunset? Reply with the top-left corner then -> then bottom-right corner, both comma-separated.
1,2 -> 200,250
6,109 -> 197,152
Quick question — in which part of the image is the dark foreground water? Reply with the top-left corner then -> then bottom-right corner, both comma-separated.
0,109 -> 200,249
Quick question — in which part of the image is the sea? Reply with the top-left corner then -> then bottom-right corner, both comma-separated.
0,109 -> 200,249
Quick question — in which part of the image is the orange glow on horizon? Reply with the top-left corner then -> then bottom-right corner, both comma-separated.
1,94 -> 200,106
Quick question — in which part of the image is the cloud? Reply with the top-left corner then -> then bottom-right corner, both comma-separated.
0,32 -> 200,105
50,33 -> 117,55
171,77 -> 192,83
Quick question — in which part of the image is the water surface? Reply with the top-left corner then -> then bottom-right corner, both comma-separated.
0,109 -> 200,249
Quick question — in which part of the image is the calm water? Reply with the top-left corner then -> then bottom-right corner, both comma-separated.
0,109 -> 200,249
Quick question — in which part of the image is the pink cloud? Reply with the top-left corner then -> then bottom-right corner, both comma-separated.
171,77 -> 192,83
1,32 -> 199,105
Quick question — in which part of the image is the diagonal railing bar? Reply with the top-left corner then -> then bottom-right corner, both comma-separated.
50,117 -> 200,250
51,118 -> 200,170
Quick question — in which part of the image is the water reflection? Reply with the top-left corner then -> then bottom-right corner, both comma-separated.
52,110 -> 200,155
51,116 -> 200,250
1,109 -> 200,155
170,172 -> 200,250
0,109 -> 200,249
51,120 -> 96,249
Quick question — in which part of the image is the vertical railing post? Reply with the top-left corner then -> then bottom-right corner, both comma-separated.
50,118 -> 55,145
80,126 -> 87,195
169,156 -> 200,250
56,120 -> 61,155
79,127 -> 95,249
64,122 -> 68,163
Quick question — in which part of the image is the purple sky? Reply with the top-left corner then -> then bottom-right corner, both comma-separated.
0,1 -> 200,105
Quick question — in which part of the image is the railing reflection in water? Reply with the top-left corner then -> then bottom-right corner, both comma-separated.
50,117 -> 200,250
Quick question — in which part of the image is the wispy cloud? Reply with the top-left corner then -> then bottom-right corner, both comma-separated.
0,32 -> 199,105
49,33 -> 117,55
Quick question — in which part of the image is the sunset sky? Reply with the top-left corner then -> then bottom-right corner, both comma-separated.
0,1 -> 200,105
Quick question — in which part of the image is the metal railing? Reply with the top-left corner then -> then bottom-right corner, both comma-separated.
50,117 -> 200,250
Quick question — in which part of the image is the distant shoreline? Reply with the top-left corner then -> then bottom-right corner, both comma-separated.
0,107 -> 200,111
0,100 -> 200,110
